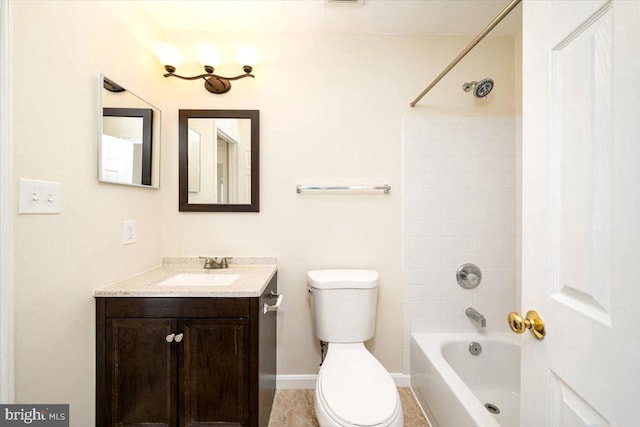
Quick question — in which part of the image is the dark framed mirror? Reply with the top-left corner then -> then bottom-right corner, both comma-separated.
103,108 -> 153,185
179,109 -> 259,212
99,75 -> 161,188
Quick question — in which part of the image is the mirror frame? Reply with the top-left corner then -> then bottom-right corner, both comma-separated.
103,107 -> 153,186
179,109 -> 260,212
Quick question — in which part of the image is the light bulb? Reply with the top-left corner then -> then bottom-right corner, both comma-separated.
236,43 -> 258,67
156,43 -> 181,67
196,44 -> 221,67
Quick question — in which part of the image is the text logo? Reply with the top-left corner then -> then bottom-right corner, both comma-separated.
0,405 -> 68,426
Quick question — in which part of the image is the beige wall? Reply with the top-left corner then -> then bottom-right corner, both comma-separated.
12,2 -> 516,423
160,32 -> 516,376
13,1 -> 164,425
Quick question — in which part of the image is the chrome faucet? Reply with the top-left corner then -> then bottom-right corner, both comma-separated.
465,307 -> 486,328
199,256 -> 232,269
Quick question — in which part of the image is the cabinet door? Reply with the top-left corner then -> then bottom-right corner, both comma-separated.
179,319 -> 249,427
106,318 -> 177,427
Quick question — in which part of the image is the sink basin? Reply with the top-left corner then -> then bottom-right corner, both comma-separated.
156,273 -> 241,287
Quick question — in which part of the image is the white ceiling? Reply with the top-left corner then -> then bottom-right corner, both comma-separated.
139,0 -> 522,37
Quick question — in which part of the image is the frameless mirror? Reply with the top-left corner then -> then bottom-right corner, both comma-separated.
179,110 -> 259,212
99,75 -> 161,188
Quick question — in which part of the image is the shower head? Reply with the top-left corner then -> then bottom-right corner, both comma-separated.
462,78 -> 494,98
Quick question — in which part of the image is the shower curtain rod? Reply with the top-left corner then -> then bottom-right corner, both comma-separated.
409,0 -> 522,107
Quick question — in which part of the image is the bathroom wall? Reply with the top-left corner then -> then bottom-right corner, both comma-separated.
402,39 -> 518,371
11,4 -> 517,423
12,1 -> 164,424
159,31 -> 516,377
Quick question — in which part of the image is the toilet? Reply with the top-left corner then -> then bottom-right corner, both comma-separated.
307,269 -> 403,427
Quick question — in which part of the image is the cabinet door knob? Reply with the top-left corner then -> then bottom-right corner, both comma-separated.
174,333 -> 184,343
166,333 -> 175,343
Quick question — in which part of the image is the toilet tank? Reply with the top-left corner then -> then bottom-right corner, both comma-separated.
307,269 -> 378,343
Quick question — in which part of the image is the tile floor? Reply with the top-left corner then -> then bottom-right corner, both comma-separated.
267,387 -> 431,427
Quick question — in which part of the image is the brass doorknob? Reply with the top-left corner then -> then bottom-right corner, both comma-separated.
507,310 -> 545,340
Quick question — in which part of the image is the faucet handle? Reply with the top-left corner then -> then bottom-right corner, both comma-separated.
462,271 -> 479,286
456,263 -> 482,289
199,256 -> 233,269
199,256 -> 214,267
217,257 -> 233,268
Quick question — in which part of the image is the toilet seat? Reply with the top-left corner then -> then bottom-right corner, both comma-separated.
315,343 -> 402,427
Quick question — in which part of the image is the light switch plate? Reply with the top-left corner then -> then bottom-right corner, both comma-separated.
18,178 -> 62,214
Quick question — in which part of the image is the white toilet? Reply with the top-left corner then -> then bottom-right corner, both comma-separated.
307,269 -> 403,427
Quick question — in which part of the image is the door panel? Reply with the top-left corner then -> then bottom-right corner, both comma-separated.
179,318 -> 249,427
522,0 -> 640,425
550,373 -> 609,427
106,318 -> 177,427
551,1 -> 613,324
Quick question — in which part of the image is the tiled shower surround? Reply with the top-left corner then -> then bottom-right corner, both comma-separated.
402,117 -> 518,372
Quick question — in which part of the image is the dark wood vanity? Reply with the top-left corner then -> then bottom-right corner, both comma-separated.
95,273 -> 277,427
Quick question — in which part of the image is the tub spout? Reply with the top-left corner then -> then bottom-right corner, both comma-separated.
465,307 -> 486,328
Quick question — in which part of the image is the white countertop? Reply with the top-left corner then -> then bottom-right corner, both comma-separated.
93,256 -> 277,298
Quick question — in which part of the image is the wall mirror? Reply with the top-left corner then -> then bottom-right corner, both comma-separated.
179,110 -> 259,212
99,75 -> 161,188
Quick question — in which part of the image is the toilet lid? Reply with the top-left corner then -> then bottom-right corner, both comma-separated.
307,269 -> 379,290
318,345 -> 398,426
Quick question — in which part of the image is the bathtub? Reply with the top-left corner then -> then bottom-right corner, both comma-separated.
410,333 -> 520,427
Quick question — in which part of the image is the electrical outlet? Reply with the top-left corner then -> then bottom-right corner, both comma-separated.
123,220 -> 136,245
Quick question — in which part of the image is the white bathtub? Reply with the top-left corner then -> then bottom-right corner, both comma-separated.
410,333 -> 520,427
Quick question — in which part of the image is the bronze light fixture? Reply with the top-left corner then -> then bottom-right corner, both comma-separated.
162,64 -> 254,95
158,43 -> 256,94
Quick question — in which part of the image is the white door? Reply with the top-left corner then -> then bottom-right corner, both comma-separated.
521,0 -> 640,425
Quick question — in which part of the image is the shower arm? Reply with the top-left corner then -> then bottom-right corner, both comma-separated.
409,0 -> 522,108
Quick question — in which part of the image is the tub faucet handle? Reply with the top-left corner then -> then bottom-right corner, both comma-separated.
456,264 -> 482,289
461,271 -> 479,285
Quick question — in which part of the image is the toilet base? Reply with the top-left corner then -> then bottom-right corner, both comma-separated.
314,388 -> 404,427
313,343 -> 404,427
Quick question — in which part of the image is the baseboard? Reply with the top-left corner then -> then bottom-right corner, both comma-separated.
391,373 -> 411,387
276,374 -> 317,390
276,373 -> 411,390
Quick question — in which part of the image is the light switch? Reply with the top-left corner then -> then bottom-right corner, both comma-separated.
18,178 -> 62,214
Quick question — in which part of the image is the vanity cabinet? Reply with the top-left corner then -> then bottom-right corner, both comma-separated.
95,274 -> 277,427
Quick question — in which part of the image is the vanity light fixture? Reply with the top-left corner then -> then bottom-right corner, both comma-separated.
157,43 -> 257,94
